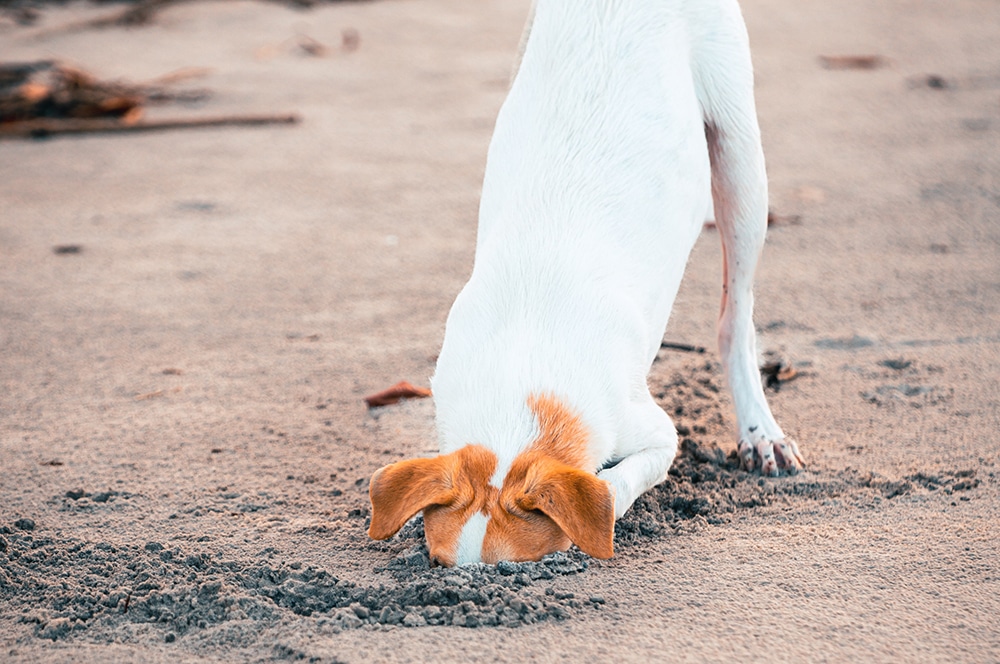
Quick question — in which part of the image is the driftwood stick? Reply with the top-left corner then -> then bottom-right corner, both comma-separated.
659,341 -> 707,354
0,113 -> 300,139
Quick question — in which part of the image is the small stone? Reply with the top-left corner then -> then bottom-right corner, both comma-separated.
378,606 -> 403,625
335,610 -> 363,629
165,633 -> 176,643
497,560 -> 520,576
350,603 -> 370,619
548,605 -> 569,619
403,550 -> 428,567
925,74 -> 947,89
402,612 -> 426,627
13,518 -> 35,531
37,618 -> 71,641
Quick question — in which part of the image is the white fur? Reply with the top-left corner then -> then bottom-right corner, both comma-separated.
432,0 -> 797,523
455,512 -> 490,566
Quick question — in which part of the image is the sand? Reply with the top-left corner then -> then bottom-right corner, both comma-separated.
1,0 -> 999,661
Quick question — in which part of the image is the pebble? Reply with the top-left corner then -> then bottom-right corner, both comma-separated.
14,518 -> 35,531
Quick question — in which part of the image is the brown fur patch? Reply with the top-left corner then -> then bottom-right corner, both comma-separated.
525,393 -> 594,470
368,445 -> 497,566
482,394 -> 614,561
369,394 -> 613,565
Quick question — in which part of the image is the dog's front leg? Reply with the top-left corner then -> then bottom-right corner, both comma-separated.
598,400 -> 678,519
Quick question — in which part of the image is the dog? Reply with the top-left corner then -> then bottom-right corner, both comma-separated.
368,0 -> 803,567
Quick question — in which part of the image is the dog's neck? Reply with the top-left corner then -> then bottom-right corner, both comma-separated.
486,392 -> 596,488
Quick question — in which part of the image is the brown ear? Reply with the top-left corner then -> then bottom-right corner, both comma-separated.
368,456 -> 455,540
517,460 -> 615,559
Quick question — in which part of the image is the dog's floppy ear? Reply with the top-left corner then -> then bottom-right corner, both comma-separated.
368,456 -> 456,540
517,459 -> 615,559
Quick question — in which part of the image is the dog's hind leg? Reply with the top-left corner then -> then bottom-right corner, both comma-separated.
692,2 -> 803,475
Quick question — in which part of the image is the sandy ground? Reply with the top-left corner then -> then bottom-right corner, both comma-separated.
2,0 -> 999,661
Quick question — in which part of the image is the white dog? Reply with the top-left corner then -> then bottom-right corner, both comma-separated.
368,0 -> 803,566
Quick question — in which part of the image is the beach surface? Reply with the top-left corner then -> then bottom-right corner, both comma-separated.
1,0 -> 999,661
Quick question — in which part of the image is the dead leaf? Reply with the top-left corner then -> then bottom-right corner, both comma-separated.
121,106 -> 144,125
777,365 -> 798,382
819,55 -> 887,70
18,82 -> 49,102
341,28 -> 360,53
761,360 -> 799,390
364,381 -> 432,408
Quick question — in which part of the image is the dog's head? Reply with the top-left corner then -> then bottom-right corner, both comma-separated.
366,396 -> 615,566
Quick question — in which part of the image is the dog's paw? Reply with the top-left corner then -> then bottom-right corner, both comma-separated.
737,431 -> 804,476
596,470 -> 629,520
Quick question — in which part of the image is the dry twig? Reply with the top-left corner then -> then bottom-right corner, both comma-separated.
1,113 -> 299,139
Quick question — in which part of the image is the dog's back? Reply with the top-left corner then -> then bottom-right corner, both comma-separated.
434,0 -> 716,465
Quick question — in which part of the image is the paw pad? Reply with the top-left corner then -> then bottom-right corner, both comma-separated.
737,432 -> 803,476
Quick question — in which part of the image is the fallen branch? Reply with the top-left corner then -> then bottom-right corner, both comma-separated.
27,0 -> 373,33
0,113 -> 300,139
1,61 -> 143,124
659,341 -> 707,354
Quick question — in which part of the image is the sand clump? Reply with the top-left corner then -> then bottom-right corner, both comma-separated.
1,521 -> 600,642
